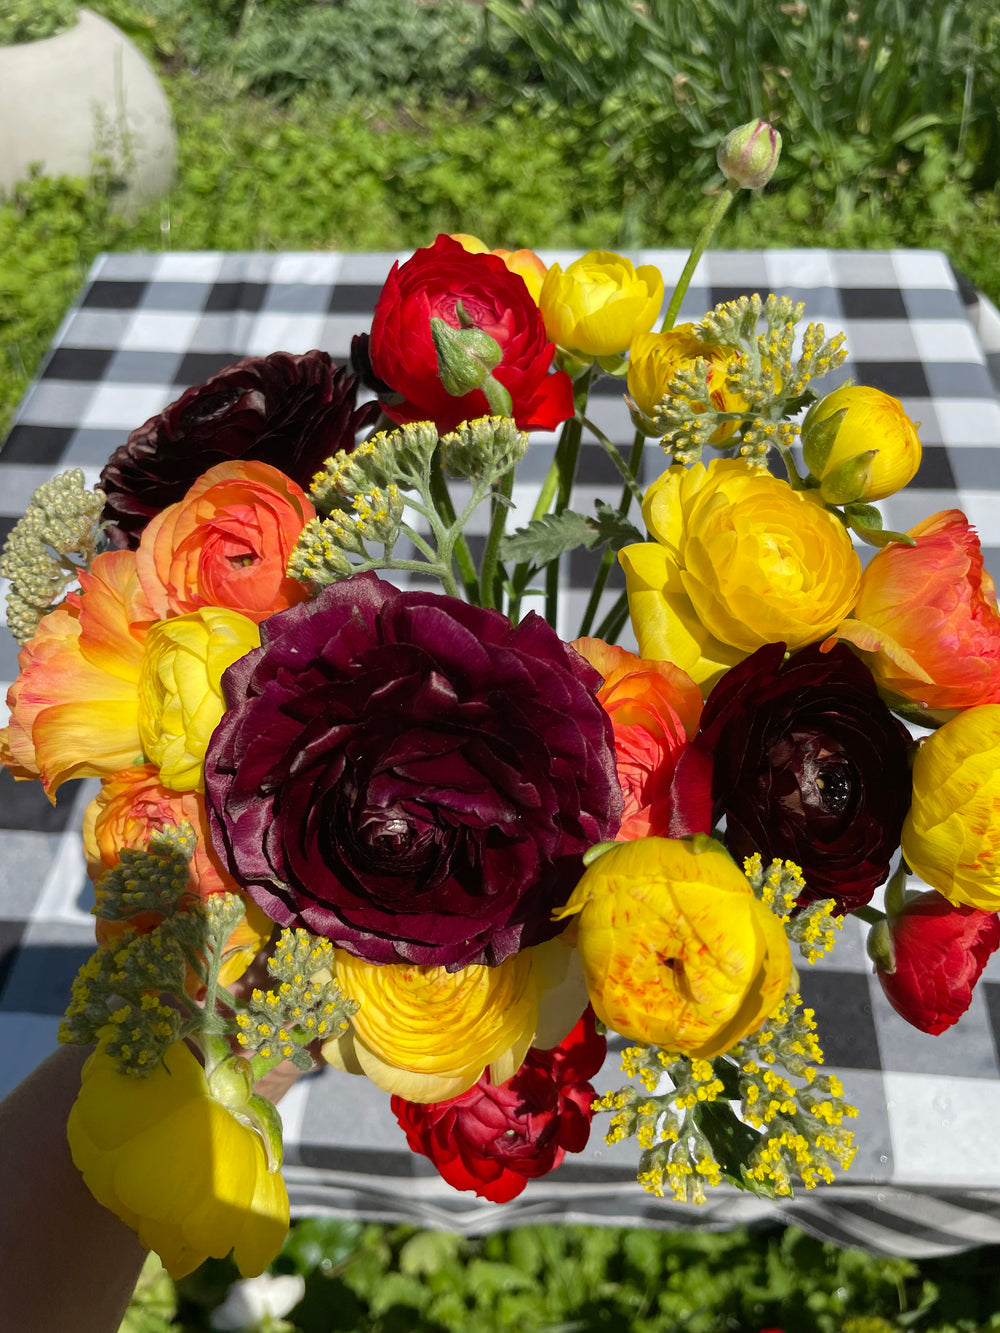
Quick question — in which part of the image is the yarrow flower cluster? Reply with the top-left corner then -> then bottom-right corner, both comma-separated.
3,115 -> 997,1281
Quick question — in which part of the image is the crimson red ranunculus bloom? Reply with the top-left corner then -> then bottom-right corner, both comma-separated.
204,573 -> 621,968
99,351 -> 377,548
366,234 -> 575,434
391,1010 -> 607,1201
873,891 -> 1000,1035
694,642 -> 912,912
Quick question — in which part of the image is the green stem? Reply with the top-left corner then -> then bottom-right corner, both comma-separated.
853,905 -> 886,926
579,416 -> 645,505
479,469 -> 514,610
429,459 -> 479,601
884,861 -> 909,918
544,370 -> 592,625
577,426 -> 649,639
776,442 -> 807,490
660,183 -> 740,333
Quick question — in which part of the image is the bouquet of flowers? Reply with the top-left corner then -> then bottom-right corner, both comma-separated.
4,119 -> 1000,1281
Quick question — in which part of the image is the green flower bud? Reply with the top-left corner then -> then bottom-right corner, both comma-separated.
717,119 -> 782,190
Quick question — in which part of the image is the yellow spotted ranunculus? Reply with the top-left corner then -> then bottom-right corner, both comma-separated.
137,608 -> 260,791
902,704 -> 1000,909
539,251 -> 664,358
627,326 -> 747,440
67,1041 -> 289,1279
557,837 -> 791,1057
620,459 -> 862,688
802,384 -> 922,504
322,948 -> 540,1102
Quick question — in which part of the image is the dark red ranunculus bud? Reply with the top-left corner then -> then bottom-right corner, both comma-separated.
368,234 -> 575,435
694,642 -> 912,913
391,1009 -> 607,1202
204,572 -> 622,968
99,351 -> 378,548
869,890 -> 1000,1035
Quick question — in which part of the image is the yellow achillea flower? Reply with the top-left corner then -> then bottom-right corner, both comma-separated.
557,837 -> 791,1057
323,947 -> 542,1103
67,1040 -> 289,1279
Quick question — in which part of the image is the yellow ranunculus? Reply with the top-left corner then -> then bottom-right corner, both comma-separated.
902,704 -> 1000,909
557,837 -> 791,1057
627,326 -> 747,440
137,608 -> 260,792
802,384 -> 922,504
322,948 -> 539,1102
67,1041 -> 289,1280
539,251 -> 664,358
620,459 -> 862,688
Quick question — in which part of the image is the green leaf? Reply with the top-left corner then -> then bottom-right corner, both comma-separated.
589,500 -> 645,552
398,1230 -> 465,1278
499,509 -> 597,563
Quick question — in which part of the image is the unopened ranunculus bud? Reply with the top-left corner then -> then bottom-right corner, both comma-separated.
430,307 -> 512,416
717,119 -> 782,190
802,385 -> 922,504
868,890 -> 1000,1035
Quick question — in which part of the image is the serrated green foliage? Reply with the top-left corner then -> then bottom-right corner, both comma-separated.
500,510 -> 598,564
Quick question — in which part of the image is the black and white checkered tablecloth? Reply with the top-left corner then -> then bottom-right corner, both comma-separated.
4,248 -> 1000,1259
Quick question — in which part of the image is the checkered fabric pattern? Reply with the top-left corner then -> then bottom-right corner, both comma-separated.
4,248 -> 1000,1259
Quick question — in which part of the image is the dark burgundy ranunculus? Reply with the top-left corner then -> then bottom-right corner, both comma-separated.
391,1009 -> 606,1202
694,642 -> 912,912
204,572 -> 622,968
99,351 -> 378,548
871,890 -> 1000,1035
367,234 -> 575,435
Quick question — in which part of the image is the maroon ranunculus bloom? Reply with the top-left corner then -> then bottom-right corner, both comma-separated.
694,642 -> 912,912
367,234 -> 575,435
392,1009 -> 607,1202
204,572 -> 621,968
99,351 -> 378,548
872,891 -> 1000,1035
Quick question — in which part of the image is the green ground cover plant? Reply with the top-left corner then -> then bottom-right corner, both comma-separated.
119,1220 -> 1000,1332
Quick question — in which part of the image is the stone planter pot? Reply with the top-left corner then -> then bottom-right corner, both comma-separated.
0,7 -> 176,207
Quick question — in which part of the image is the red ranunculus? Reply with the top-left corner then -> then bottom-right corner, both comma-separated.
100,351 -> 377,549
204,572 -> 621,968
871,890 -> 1000,1035
694,642 -> 912,913
391,1010 -> 607,1202
366,234 -> 575,434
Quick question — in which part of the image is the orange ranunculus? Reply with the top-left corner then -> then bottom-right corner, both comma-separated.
572,637 -> 710,840
136,461 -> 315,624
82,764 -> 270,986
450,234 -> 548,303
833,510 -> 1000,720
3,551 -> 153,797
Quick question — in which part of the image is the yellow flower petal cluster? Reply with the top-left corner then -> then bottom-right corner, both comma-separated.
627,326 -> 747,440
323,948 -> 539,1102
620,459 -> 862,688
539,251 -> 664,358
137,608 -> 260,791
902,703 -> 1000,909
557,837 -> 791,1058
67,1041 -> 289,1280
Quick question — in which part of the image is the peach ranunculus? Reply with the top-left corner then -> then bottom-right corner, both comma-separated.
450,233 -> 548,304
620,459 -> 862,689
833,510 -> 1000,720
3,551 -> 153,797
82,764 -> 271,986
138,608 -> 261,792
572,637 -> 711,840
556,836 -> 791,1058
136,460 -> 315,625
